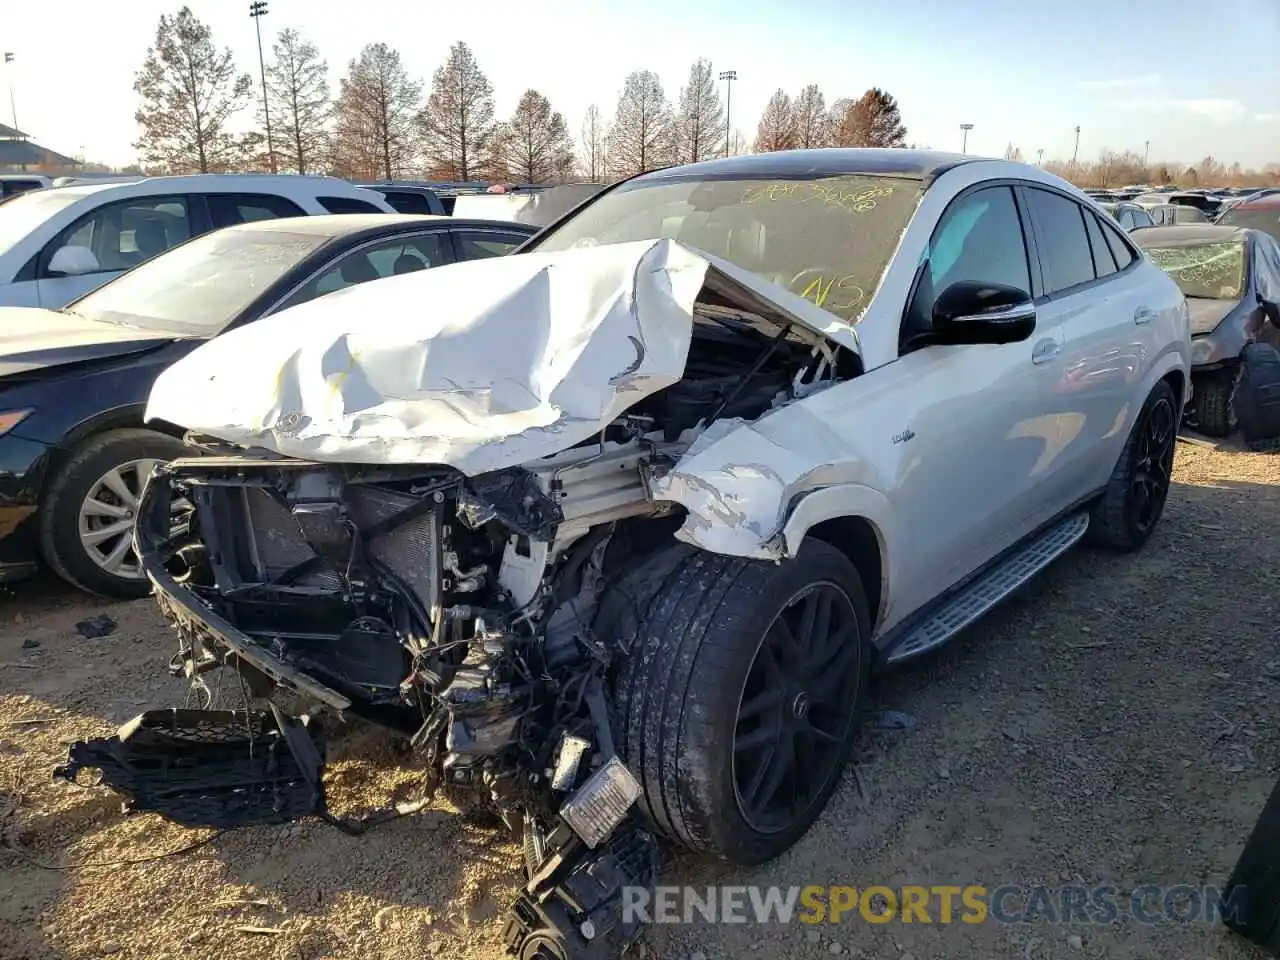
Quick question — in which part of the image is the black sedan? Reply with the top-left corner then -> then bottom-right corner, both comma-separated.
1133,225 -> 1280,435
0,214 -> 536,598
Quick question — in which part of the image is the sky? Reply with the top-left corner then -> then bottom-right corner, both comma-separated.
3,0 -> 1278,171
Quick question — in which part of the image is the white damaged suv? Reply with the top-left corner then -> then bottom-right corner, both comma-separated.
62,151 -> 1188,960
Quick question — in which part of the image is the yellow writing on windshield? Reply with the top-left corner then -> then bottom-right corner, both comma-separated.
742,181 -> 896,215
799,274 -> 866,315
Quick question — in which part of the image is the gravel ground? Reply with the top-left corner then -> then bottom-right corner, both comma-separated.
0,439 -> 1276,960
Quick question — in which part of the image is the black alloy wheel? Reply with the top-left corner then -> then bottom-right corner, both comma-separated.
732,581 -> 864,835
1128,391 -> 1176,537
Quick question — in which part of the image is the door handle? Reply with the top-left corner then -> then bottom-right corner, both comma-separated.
1031,338 -> 1060,365
1134,307 -> 1155,325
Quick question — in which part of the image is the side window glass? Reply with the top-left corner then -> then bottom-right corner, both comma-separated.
1133,208 -> 1153,229
1023,189 -> 1094,293
1084,210 -> 1118,278
1117,210 -> 1133,230
453,231 -> 527,259
41,196 -> 192,277
1101,219 -> 1136,270
278,233 -> 452,310
901,186 -> 1030,350
208,193 -> 306,229
318,195 -> 385,215
381,191 -> 433,215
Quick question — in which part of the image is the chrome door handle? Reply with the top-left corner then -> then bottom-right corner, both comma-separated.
1134,307 -> 1155,325
1031,338 -> 1060,364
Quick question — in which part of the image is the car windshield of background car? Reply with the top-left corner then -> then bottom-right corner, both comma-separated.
1217,207 -> 1280,243
68,227 -> 331,336
531,174 -> 925,323
0,189 -> 84,258
1145,240 -> 1246,301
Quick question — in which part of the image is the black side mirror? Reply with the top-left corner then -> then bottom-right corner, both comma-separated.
931,280 -> 1037,345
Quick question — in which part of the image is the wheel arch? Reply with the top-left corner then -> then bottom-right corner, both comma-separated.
42,404 -> 188,498
779,484 -> 895,633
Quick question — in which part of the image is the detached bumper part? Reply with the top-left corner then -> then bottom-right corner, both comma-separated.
54,707 -> 327,829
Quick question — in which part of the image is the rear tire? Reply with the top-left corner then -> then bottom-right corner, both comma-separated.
1086,380 -> 1177,552
1193,372 -> 1237,437
39,428 -> 189,599
607,539 -> 872,865
1221,774 -> 1280,951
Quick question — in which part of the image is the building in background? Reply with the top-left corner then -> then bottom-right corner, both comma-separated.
0,122 -> 78,173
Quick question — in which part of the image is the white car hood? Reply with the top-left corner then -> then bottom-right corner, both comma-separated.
145,238 -> 859,475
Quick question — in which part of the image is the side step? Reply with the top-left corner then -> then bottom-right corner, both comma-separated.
885,511 -> 1090,665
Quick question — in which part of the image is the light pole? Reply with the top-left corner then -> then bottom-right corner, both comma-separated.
3,53 -> 17,135
959,123 -> 973,154
1072,125 -> 1081,165
249,1 -> 276,173
1037,148 -> 1044,167
719,70 -> 736,157
1144,140 -> 1150,167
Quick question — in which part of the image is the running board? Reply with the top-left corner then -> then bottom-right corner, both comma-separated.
884,511 -> 1090,665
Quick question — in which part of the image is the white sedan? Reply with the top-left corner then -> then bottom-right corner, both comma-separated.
78,149 -> 1189,959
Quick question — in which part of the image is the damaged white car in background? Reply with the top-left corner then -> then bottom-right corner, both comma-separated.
56,151 -> 1191,960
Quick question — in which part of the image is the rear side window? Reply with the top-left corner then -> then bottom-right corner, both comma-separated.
453,231 -> 528,259
2,180 -> 43,198
208,193 -> 306,229
1083,211 -> 1118,278
319,195 -> 385,215
380,191 -> 434,215
1024,188 -> 1094,293
1101,219 -> 1136,270
1131,207 -> 1154,229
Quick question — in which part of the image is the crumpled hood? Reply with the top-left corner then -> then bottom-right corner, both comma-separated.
145,238 -> 858,475
1187,297 -> 1239,336
0,306 -> 177,378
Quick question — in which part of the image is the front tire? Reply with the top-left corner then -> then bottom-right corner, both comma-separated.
39,428 -> 190,599
609,540 -> 872,865
1192,371 -> 1237,437
1086,380 -> 1177,552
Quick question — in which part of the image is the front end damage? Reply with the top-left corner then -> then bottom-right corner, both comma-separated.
57,239 -> 863,959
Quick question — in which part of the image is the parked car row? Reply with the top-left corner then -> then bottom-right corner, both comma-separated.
0,201 -> 536,595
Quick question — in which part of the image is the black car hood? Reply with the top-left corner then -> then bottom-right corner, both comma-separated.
0,307 -> 187,378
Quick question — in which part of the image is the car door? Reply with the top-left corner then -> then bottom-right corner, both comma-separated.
881,183 -> 1066,611
1021,186 -> 1148,505
272,230 -> 456,311
34,195 -> 197,308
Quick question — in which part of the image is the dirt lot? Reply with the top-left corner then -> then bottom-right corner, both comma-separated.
1,440 -> 1277,960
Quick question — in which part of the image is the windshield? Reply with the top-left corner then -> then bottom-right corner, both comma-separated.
530,174 -> 925,323
1144,240 -> 1246,300
1217,207 -> 1280,242
70,227 -> 331,335
0,189 -> 84,258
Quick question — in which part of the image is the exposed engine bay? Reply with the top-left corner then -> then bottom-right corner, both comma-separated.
57,294 -> 858,959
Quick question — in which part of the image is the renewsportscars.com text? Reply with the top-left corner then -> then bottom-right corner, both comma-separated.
622,884 -> 1249,926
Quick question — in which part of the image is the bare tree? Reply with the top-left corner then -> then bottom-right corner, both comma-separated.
674,58 -> 724,163
259,28 -> 329,175
792,84 -> 827,148
608,71 -> 674,176
132,6 -> 252,173
1003,143 -> 1024,162
491,90 -> 574,184
419,41 -> 496,181
829,88 -> 907,148
580,104 -> 608,182
754,89 -> 796,152
330,43 -> 421,180
728,128 -> 750,156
